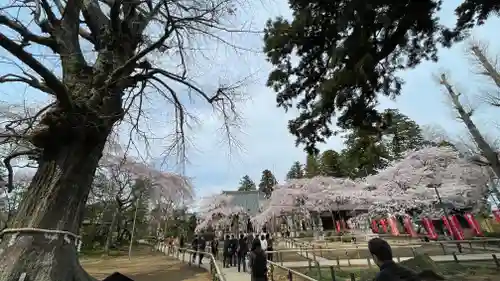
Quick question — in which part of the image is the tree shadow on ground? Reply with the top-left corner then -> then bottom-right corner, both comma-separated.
81,248 -> 210,281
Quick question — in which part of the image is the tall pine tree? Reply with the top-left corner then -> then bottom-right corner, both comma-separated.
304,154 -> 320,178
258,169 -> 278,198
319,150 -> 345,177
382,109 -> 424,159
238,175 -> 257,191
286,161 -> 303,179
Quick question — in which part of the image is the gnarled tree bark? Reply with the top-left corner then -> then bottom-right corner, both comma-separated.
0,131 -> 110,281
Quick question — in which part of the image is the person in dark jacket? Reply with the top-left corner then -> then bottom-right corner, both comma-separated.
191,235 -> 199,263
230,234 -> 238,266
249,238 -> 267,281
265,233 -> 273,261
368,238 -> 420,281
223,235 -> 231,268
237,234 -> 249,272
211,238 -> 219,259
198,236 -> 207,264
247,233 -> 254,249
179,235 -> 185,253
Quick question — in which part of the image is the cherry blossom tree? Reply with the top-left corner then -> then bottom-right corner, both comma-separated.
253,146 -> 489,231
96,152 -> 193,253
195,193 -> 246,233
251,177 -> 369,229
363,146 -> 490,218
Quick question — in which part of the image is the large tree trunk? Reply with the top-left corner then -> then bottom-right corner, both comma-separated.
0,137 -> 108,281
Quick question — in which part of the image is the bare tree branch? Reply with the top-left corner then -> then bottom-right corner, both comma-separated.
0,33 -> 71,107
3,149 -> 40,192
468,40 -> 500,108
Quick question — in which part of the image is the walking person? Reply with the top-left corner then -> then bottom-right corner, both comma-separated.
191,235 -> 199,263
211,238 -> 219,259
247,233 -> 254,250
198,236 -> 206,265
249,239 -> 267,281
237,234 -> 249,272
265,233 -> 273,261
260,234 -> 267,256
223,235 -> 231,268
230,234 -> 238,266
368,238 -> 419,281
179,235 -> 185,253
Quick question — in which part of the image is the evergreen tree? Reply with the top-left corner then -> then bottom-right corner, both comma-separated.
286,161 -> 303,180
258,169 -> 278,198
319,150 -> 345,177
238,175 -> 257,191
341,130 -> 391,178
263,0 -> 497,153
382,109 -> 424,159
304,154 -> 320,178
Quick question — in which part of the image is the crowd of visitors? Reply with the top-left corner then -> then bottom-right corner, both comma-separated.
167,231 -> 273,278
163,233 -> 425,281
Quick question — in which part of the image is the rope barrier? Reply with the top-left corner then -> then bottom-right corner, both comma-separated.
0,227 -> 82,252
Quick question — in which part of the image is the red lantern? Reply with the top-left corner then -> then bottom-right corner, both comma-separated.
493,210 -> 500,223
371,220 -> 379,233
380,219 -> 388,233
388,216 -> 400,236
422,217 -> 438,240
464,213 -> 483,236
403,216 -> 417,237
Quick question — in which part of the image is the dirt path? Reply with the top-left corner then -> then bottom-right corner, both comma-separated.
80,249 -> 210,281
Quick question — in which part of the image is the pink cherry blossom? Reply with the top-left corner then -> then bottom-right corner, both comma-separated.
195,193 -> 247,232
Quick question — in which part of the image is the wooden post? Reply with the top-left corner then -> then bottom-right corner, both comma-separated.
469,242 -> 473,253
411,247 -> 417,257
452,252 -> 458,263
439,243 -> 446,254
316,261 -> 322,280
330,266 -> 336,281
312,245 -> 317,261
287,270 -> 293,281
492,254 -> 500,268
280,252 -> 284,266
350,273 -> 356,281
320,245 -> 323,257
367,257 -> 372,268
336,256 -> 340,268
308,259 -> 312,271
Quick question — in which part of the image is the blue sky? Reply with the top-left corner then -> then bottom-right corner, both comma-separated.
1,1 -> 499,201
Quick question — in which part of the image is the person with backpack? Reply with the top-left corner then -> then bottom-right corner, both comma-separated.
237,234 -> 249,272
249,238 -> 267,281
368,238 -> 420,281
